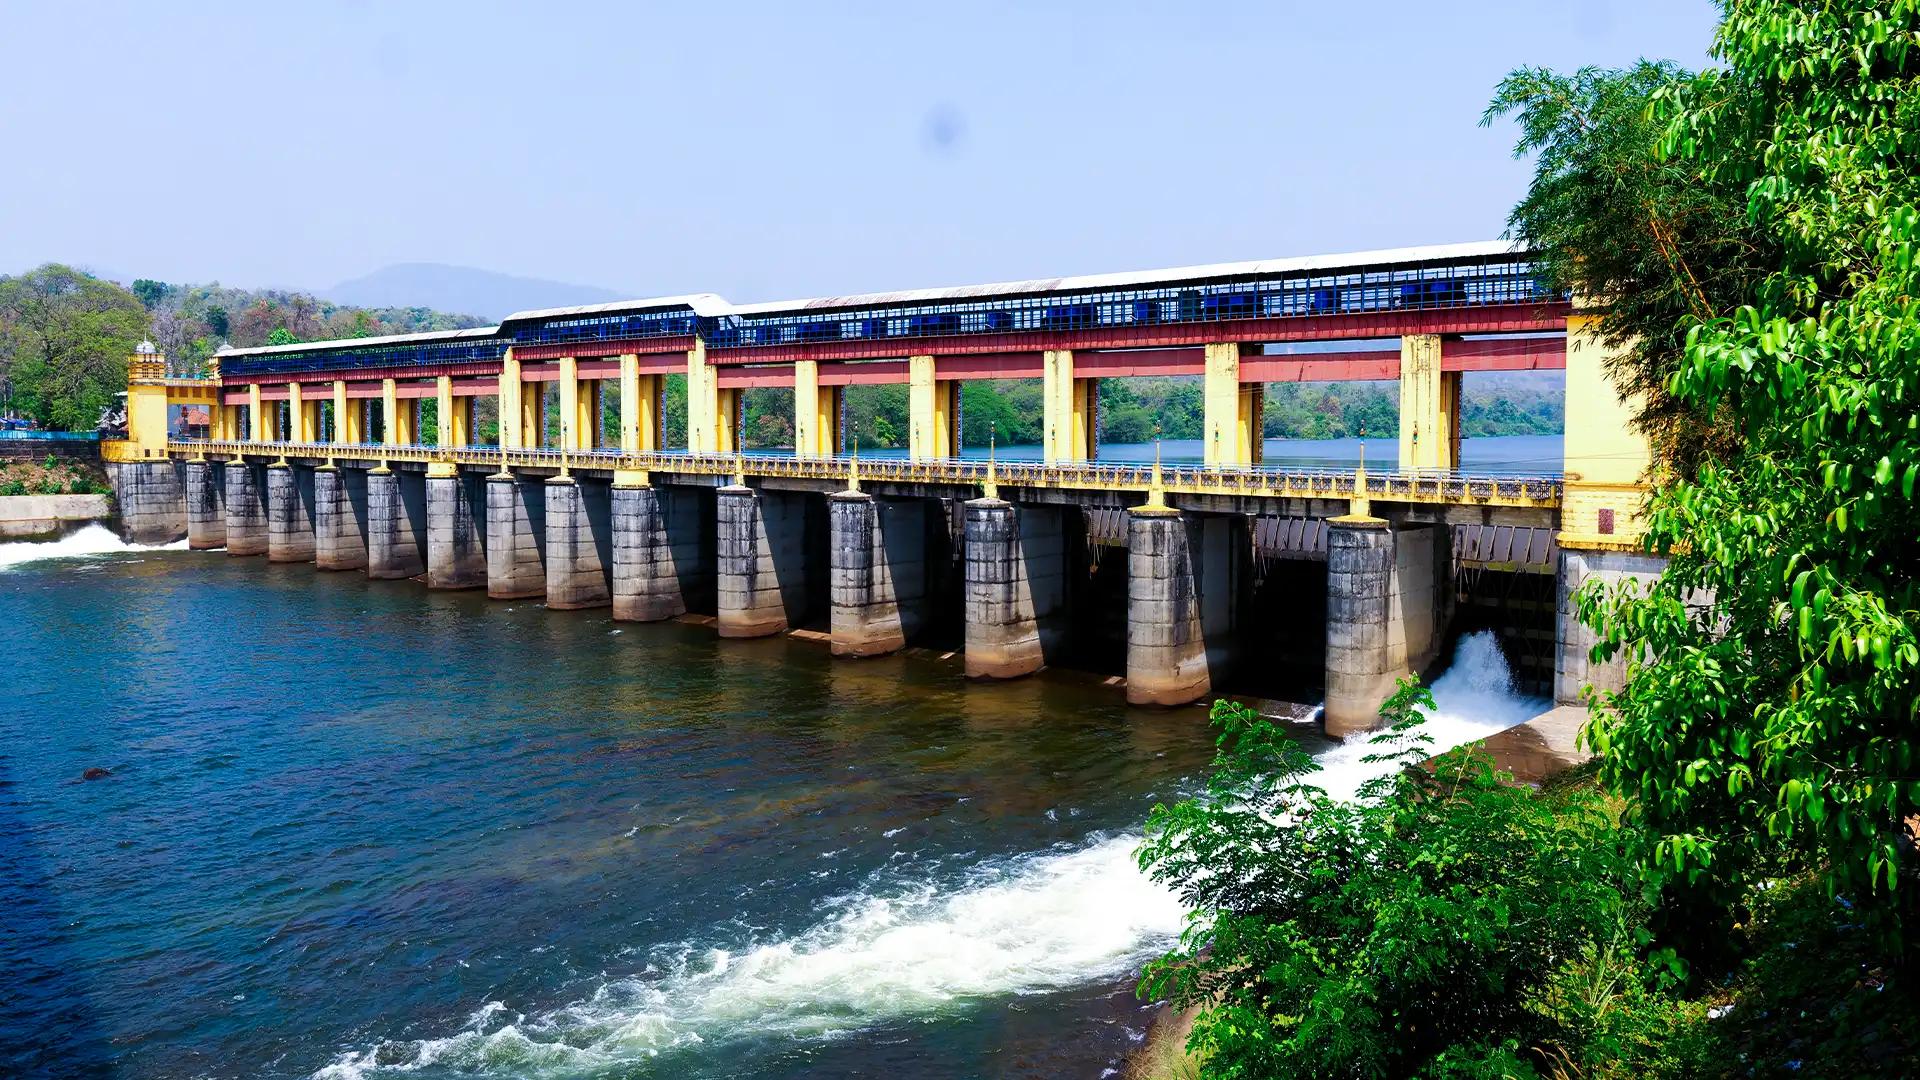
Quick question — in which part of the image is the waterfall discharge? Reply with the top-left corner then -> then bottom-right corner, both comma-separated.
317,630 -> 1542,1079
0,524 -> 185,571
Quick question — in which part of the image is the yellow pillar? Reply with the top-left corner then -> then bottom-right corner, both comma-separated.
795,359 -> 823,459
1397,334 -> 1457,472
286,383 -> 304,442
382,378 -> 415,446
714,386 -> 739,454
1202,342 -> 1246,467
619,354 -> 642,454
908,355 -> 940,461
498,349 -> 522,449
557,357 -> 580,451
522,380 -> 543,448
576,378 -> 602,450
1042,348 -> 1088,463
332,381 -> 349,445
248,384 -> 265,442
686,341 -> 719,453
1561,313 -> 1653,545
436,375 -> 457,447
1239,383 -> 1265,465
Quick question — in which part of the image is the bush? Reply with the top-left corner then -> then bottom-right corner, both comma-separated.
0,478 -> 26,497
1137,683 -> 1703,1078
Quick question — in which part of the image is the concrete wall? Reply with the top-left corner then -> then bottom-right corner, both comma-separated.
0,438 -> 100,464
1324,520 -> 1444,737
545,476 -> 613,609
224,461 -> 268,557
829,492 -> 931,657
314,465 -> 369,571
108,460 -> 186,544
184,460 -> 225,550
1126,510 -> 1244,706
963,499 -> 1068,679
611,484 -> 715,621
485,473 -> 547,599
265,463 -> 316,564
717,486 -> 818,637
1556,546 -> 1668,704
427,472 -> 487,589
368,469 -> 427,579
0,494 -> 113,539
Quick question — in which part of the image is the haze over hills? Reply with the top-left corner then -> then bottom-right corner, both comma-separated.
323,263 -> 630,323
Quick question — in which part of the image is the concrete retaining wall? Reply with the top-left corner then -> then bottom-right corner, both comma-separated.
963,499 -> 1067,679
0,494 -> 112,539
485,474 -> 546,599
544,476 -> 612,609
1555,547 -> 1668,704
108,460 -> 186,544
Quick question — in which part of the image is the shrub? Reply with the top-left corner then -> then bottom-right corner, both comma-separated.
0,479 -> 26,497
1137,683 -> 1700,1078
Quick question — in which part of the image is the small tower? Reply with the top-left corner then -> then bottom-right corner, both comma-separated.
108,340 -> 173,460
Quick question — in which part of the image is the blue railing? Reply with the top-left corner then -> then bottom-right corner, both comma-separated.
0,430 -> 100,442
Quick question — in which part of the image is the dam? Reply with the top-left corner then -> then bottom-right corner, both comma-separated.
100,241 -> 1662,732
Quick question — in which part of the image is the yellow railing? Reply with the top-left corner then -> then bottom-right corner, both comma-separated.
167,440 -> 1562,508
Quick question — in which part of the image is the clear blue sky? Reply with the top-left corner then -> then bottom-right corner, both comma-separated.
0,1 -> 1719,303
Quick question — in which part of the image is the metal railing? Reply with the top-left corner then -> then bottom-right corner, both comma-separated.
168,440 -> 1562,508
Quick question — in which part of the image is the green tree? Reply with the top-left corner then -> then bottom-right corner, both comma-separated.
130,278 -> 172,310
1578,1 -> 1920,941
1485,60 -> 1771,476
265,326 -> 299,346
204,305 -> 230,339
0,264 -> 149,430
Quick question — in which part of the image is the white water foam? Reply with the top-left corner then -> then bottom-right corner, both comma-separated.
0,524 -> 187,571
315,631 -> 1541,1078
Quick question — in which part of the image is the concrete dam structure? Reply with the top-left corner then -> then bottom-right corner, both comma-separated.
102,242 -> 1662,734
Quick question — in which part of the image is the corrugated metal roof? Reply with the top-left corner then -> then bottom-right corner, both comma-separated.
220,325 -> 500,358
726,240 -> 1519,316
499,292 -> 732,325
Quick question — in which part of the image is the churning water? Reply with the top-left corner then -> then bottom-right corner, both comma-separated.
0,537 -> 1539,1079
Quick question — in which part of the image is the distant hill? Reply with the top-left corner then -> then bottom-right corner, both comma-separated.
324,263 -> 628,323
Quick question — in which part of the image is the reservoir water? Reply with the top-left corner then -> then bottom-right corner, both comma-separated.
0,446 -> 1547,1078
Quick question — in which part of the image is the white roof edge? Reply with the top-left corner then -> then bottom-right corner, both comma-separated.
726,240 -> 1522,316
499,292 -> 732,324
220,242 -> 1524,356
221,324 -> 500,358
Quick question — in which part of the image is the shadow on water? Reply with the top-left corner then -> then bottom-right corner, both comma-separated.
0,759 -> 115,1075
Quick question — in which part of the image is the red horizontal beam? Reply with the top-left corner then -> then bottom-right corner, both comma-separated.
1442,335 -> 1566,371
819,360 -> 909,386
934,353 -> 1043,381
717,365 -> 795,389
577,359 -> 621,379
221,360 -> 502,387
707,303 -> 1569,364
1075,347 -> 1207,379
521,362 -> 559,383
510,336 -> 694,362
1242,355 -> 1401,382
451,377 -> 495,397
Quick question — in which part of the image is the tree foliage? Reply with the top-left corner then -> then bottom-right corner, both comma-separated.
1138,687 -> 1679,1078
1485,60 -> 1772,476
1581,0 -> 1920,941
0,265 -> 149,430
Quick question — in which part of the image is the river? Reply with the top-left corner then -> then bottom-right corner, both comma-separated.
0,444 -> 1548,1078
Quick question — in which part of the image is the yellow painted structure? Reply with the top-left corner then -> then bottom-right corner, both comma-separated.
1201,343 -> 1263,467
618,354 -> 662,455
381,378 -> 416,446
793,359 -> 839,459
1041,349 -> 1091,463
907,355 -> 958,461
497,349 -> 523,449
1560,313 -> 1653,549
1398,334 -> 1459,472
112,349 -> 174,461
557,358 -> 580,451
248,384 -> 266,442
686,342 -> 722,454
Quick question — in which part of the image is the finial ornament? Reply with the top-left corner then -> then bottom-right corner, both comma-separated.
982,421 -> 998,499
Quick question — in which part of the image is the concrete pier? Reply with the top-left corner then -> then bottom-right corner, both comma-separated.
427,471 -> 487,589
717,485 -> 815,638
1555,547 -> 1667,704
1323,518 -> 1440,737
313,465 -> 368,571
223,460 -> 268,557
485,473 -> 547,600
1126,509 -> 1243,706
611,484 -> 714,621
109,460 -> 186,544
184,460 -> 225,550
544,476 -> 612,609
962,499 -> 1067,679
829,492 -> 930,657
367,468 -> 427,580
265,463 -> 316,563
